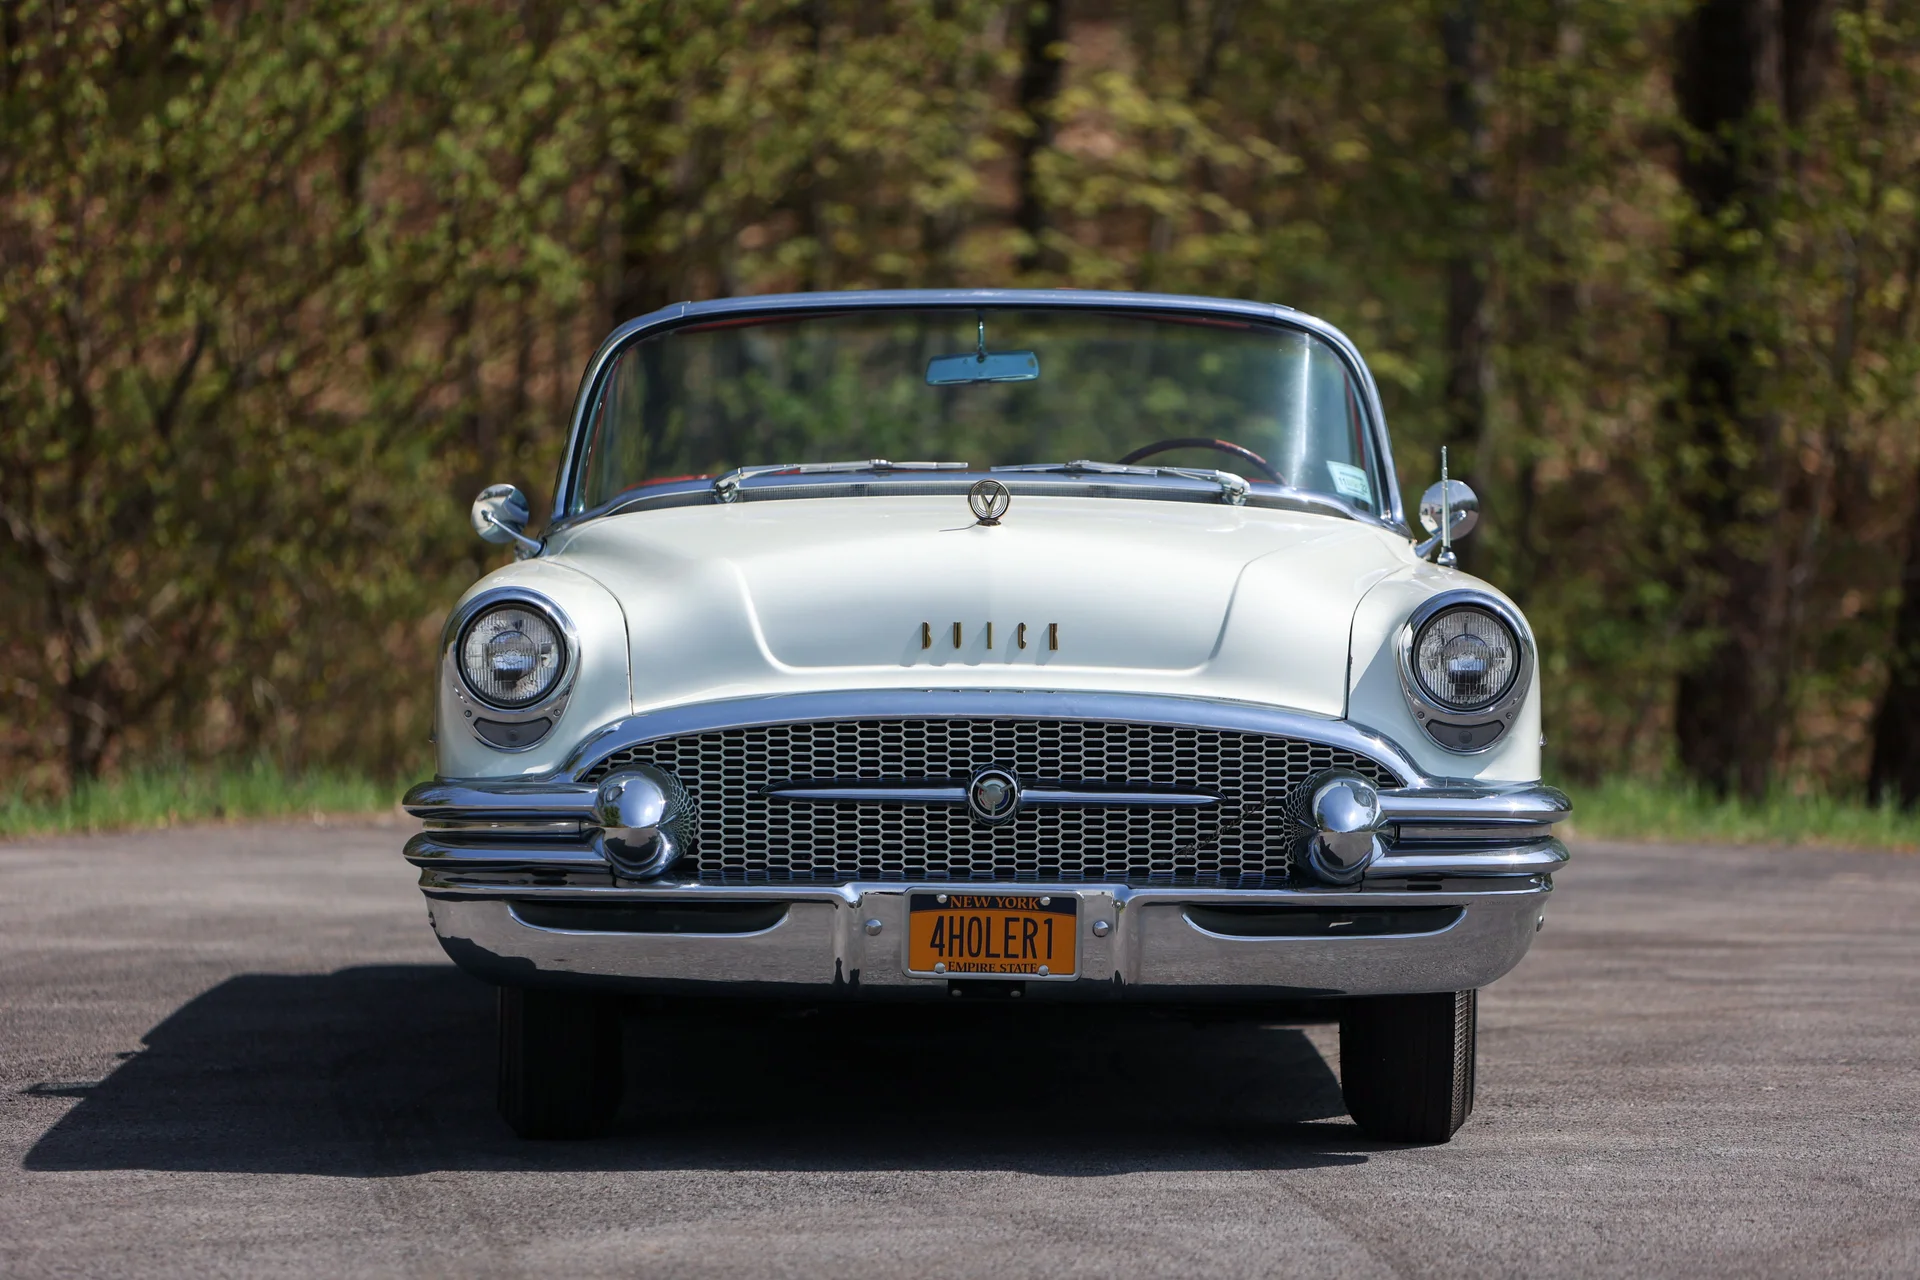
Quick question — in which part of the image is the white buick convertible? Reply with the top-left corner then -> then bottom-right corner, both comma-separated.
404,290 -> 1568,1143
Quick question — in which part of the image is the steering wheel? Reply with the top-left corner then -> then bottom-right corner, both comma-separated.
1116,437 -> 1285,485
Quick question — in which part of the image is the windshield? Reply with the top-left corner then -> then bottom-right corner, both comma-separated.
570,307 -> 1385,517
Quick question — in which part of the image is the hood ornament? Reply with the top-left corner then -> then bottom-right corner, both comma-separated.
968,479 -> 1010,526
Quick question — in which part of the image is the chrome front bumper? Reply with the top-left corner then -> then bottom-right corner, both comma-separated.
419,875 -> 1553,1000
404,691 -> 1568,1001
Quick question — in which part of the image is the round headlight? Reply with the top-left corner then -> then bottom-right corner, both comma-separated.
459,603 -> 565,708
1412,606 -> 1519,711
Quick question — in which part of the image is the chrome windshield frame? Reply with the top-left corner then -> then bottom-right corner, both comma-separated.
546,289 -> 1409,539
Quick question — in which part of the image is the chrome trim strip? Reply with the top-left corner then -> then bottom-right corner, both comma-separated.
1028,788 -> 1218,807
769,785 -> 966,803
419,872 -> 1551,904
1377,783 -> 1569,823
405,779 -> 598,820
1394,823 -> 1554,842
406,831 -> 607,869
409,695 -> 1573,823
422,818 -> 588,837
765,783 -> 1218,807
548,289 -> 1408,537
1368,838 -> 1568,877
559,689 -> 1424,784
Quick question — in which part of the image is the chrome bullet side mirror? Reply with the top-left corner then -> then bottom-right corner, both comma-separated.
1415,448 -> 1478,566
471,483 -> 541,556
1419,479 -> 1478,540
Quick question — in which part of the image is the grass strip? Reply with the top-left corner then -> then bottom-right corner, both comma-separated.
0,760 -> 408,839
1566,777 -> 1920,851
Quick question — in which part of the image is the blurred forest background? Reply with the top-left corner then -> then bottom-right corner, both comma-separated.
4,0 -> 1920,811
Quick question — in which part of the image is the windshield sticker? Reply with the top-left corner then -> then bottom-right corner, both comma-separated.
1326,461 -> 1373,503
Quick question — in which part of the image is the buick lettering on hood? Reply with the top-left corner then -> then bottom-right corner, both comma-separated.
405,290 -> 1569,1142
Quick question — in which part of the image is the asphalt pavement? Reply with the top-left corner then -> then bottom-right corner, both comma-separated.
2,818 -> 1916,1278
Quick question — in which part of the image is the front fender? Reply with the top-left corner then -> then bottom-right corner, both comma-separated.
434,561 -> 631,779
1347,565 -> 1543,782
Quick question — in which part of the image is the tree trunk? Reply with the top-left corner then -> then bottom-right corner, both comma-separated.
1134,2 -> 1238,291
1667,0 -> 1831,798
610,162 -> 672,326
1441,1 -> 1491,494
1869,483 -> 1920,808
1014,0 -> 1066,276
54,588 -> 113,784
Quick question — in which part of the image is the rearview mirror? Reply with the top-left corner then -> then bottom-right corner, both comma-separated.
925,349 -> 1040,385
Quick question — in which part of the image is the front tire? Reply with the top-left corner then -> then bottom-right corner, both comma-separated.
496,986 -> 623,1139
1339,989 -> 1477,1143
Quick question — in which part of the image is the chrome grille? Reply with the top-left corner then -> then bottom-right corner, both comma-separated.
583,718 -> 1400,886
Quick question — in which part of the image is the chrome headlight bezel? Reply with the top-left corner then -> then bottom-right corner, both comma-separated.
441,588 -> 579,750
1395,590 -> 1533,751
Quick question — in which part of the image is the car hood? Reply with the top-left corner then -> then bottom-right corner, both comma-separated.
547,494 -> 1417,719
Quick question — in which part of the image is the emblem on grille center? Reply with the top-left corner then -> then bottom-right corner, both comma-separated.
966,767 -> 1022,824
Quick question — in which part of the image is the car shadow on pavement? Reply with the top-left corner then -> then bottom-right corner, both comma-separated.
23,964 -> 1369,1176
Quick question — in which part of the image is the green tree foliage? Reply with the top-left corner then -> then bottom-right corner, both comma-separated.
1,0 -> 1917,800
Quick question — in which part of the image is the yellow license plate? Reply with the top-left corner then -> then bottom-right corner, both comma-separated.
907,892 -> 1077,977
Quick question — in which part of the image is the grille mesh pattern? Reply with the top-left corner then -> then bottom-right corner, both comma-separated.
584,718 -> 1399,886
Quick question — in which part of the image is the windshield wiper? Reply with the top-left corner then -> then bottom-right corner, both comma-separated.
713,459 -> 969,503
1000,461 -> 1384,521
993,460 -> 1251,506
